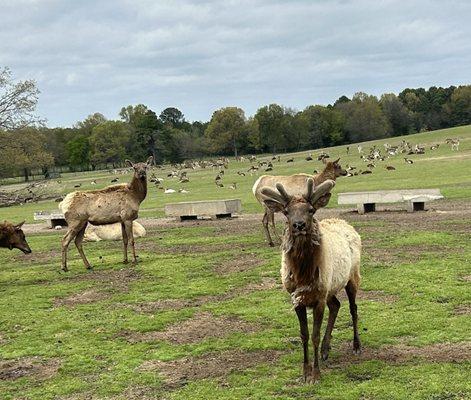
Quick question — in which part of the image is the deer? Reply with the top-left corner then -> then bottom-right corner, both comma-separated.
252,158 -> 347,246
59,157 -> 152,272
260,178 -> 362,383
0,221 -> 32,254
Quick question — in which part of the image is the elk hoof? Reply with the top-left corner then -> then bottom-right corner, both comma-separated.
86,265 -> 94,270
321,343 -> 331,361
123,260 -> 129,265
268,241 -> 275,247
311,369 -> 321,383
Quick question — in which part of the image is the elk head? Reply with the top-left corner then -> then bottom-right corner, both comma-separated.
5,221 -> 32,254
261,179 -> 335,238
126,156 -> 153,179
332,158 -> 347,177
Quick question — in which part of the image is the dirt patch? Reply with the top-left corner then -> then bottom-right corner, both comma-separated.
139,349 -> 282,388
140,241 -> 252,255
329,341 -> 471,368
120,312 -> 260,345
0,356 -> 60,381
460,275 -> 471,282
126,277 -> 279,313
453,305 -> 471,315
13,249 -> 61,264
338,289 -> 398,303
54,268 -> 140,307
213,253 -> 265,275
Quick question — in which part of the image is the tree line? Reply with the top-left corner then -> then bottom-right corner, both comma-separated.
1,66 -> 470,180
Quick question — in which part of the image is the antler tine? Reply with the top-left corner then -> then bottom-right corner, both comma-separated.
311,180 -> 335,204
275,183 -> 292,203
305,178 -> 314,201
261,187 -> 286,204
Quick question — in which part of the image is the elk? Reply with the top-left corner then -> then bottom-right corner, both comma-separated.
252,158 -> 347,246
60,157 -> 152,272
0,221 -> 32,254
261,179 -> 361,383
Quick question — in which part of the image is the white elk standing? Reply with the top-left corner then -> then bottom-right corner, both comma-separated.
261,178 -> 362,383
59,157 -> 152,271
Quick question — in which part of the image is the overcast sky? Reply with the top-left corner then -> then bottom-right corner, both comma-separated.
1,0 -> 470,127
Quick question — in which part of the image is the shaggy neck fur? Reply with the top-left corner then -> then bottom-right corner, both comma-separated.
282,219 -> 321,287
129,174 -> 147,203
0,222 -> 14,248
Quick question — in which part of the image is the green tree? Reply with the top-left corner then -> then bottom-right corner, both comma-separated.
254,104 -> 285,153
66,135 -> 90,169
380,93 -> 413,136
159,107 -> 185,128
75,113 -> 107,136
301,105 -> 345,148
443,85 -> 471,126
89,121 -> 131,166
205,107 -> 248,157
336,92 -> 389,142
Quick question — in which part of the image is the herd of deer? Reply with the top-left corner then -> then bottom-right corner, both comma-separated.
1,154 -> 363,383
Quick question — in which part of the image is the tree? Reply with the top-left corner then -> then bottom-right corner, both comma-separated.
159,107 -> 185,128
301,105 -> 345,148
443,85 -> 471,126
380,93 -> 413,136
66,135 -> 90,169
75,113 -> 107,136
254,104 -> 286,153
336,92 -> 389,142
0,128 -> 54,180
0,67 -> 43,130
89,121 -> 131,166
205,107 -> 248,157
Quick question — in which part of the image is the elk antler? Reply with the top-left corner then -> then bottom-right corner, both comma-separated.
305,179 -> 335,205
275,183 -> 293,203
260,187 -> 288,205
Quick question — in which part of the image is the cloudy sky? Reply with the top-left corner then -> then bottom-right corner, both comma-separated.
1,0 -> 470,127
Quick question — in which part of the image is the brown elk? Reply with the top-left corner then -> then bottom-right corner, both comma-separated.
261,179 -> 361,383
0,221 -> 32,254
60,157 -> 152,271
252,158 -> 347,246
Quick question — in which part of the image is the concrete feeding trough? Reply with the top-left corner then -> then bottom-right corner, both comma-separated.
165,199 -> 242,221
34,211 -> 67,228
338,189 -> 443,214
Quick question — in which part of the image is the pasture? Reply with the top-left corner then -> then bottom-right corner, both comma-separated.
1,125 -> 470,399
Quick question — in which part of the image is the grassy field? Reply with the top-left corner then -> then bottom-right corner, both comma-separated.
1,124 -> 470,223
1,125 -> 470,399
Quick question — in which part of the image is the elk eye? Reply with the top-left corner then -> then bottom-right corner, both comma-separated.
308,208 -> 315,214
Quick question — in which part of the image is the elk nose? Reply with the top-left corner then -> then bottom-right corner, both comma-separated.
293,221 -> 306,231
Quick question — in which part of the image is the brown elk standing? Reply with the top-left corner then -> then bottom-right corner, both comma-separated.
0,221 -> 32,254
261,179 -> 362,383
252,158 -> 347,246
60,157 -> 152,271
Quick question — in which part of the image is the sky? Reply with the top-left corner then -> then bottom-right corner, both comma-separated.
1,0 -> 470,127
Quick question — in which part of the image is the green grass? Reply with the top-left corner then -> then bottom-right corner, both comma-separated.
1,125 -> 471,223
1,125 -> 470,399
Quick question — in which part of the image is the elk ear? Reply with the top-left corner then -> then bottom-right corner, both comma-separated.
263,199 -> 285,213
14,221 -> 25,229
313,193 -> 332,209
146,156 -> 154,166
125,159 -> 134,168
334,158 -> 340,164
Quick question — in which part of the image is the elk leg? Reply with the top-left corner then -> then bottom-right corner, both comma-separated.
295,306 -> 311,382
61,222 -> 83,272
321,295 -> 340,361
346,281 -> 361,354
262,210 -> 274,247
311,300 -> 325,382
121,222 -> 128,264
74,223 -> 92,270
124,221 -> 137,264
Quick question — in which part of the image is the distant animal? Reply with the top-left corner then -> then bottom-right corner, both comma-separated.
346,146 -> 350,155
91,180 -> 97,185
305,154 -> 313,161
404,158 -> 414,164
215,181 -> 224,188
357,144 -> 362,153
237,171 -> 246,176
84,221 -> 146,242
74,184 -> 81,188
0,221 -> 32,254
287,158 -> 294,163
265,167 -> 273,172
361,170 -> 372,174
179,177 -> 190,183
111,178 -> 119,183
260,179 -> 361,383
253,158 -> 347,246
178,189 -> 189,194
59,157 -> 152,271
164,188 -> 176,194
386,165 -> 396,170
229,182 -> 237,190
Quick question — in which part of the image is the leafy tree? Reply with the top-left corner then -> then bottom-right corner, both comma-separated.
66,135 -> 90,169
0,67 -> 43,130
75,113 -> 107,136
380,93 -> 414,136
205,107 -> 248,157
336,92 -> 389,142
443,85 -> 471,126
159,107 -> 185,128
0,128 -> 54,180
89,121 -> 131,166
254,104 -> 286,153
301,105 -> 345,148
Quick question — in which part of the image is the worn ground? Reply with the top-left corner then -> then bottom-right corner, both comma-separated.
1,196 -> 470,399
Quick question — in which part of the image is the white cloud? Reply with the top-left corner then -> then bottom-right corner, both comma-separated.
0,0 -> 470,126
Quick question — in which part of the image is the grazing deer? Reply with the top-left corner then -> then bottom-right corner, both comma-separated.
0,221 -> 32,254
253,159 -> 347,246
59,157 -> 152,271
261,179 -> 361,383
